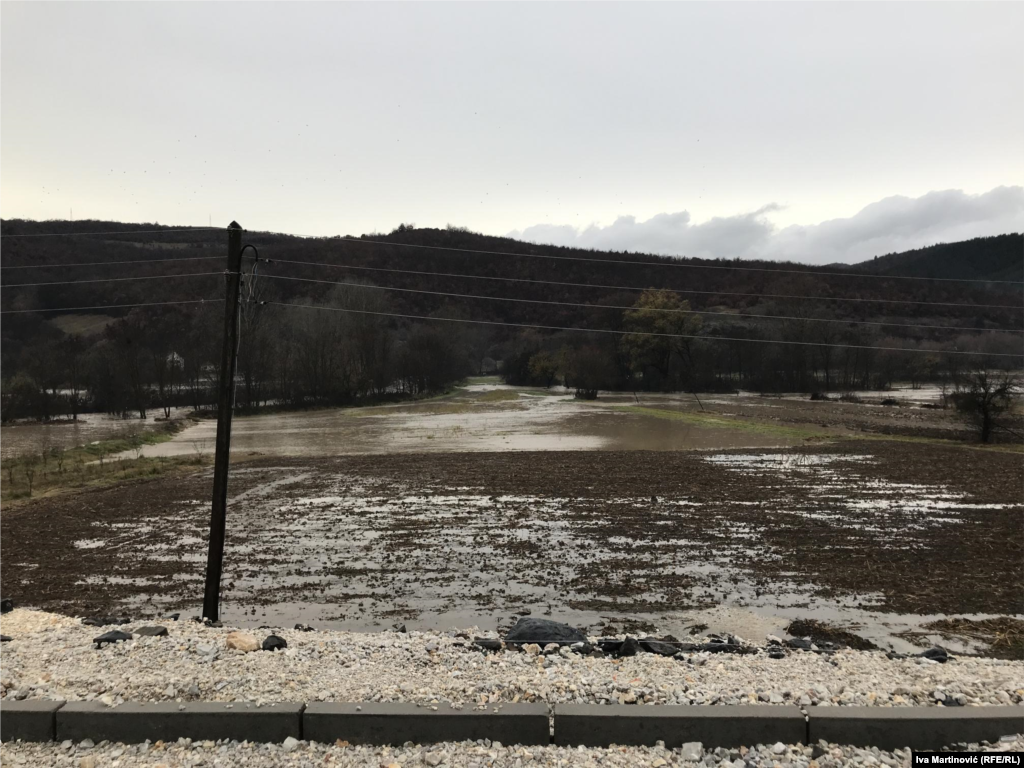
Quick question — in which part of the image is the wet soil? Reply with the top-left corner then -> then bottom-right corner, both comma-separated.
2,441 -> 1020,649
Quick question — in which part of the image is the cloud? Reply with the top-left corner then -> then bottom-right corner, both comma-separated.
508,186 -> 1024,264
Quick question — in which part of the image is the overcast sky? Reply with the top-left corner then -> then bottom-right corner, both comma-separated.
2,2 -> 1021,264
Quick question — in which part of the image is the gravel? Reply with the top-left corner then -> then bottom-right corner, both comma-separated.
1,610 -> 1022,709
2,736 -> 1023,768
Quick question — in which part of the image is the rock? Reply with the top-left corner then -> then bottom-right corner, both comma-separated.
0,635 -> 11,642
83,616 -> 130,627
639,638 -> 679,657
167,613 -> 180,621
424,751 -> 445,766
772,742 -> 787,755
919,647 -> 949,663
135,626 -> 169,637
618,636 -> 640,657
94,630 -> 132,647
80,757 -> 97,768
0,598 -> 13,614
474,638 -> 502,652
786,637 -> 813,651
282,736 -> 300,752
225,632 -> 259,652
680,741 -> 703,761
295,624 -> 316,632
504,617 -> 587,645
262,634 -> 287,652
768,650 -> 786,659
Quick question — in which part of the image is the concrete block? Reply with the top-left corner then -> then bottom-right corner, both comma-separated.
56,701 -> 303,744
303,702 -> 549,746
0,700 -> 64,742
808,706 -> 1024,751
553,704 -> 806,748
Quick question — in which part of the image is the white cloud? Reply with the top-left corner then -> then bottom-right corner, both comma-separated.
508,187 -> 1024,264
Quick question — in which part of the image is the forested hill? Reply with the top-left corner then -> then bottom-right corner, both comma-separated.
854,234 -> 1023,283
1,220 -> 1020,326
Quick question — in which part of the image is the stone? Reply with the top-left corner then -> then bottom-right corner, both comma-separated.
0,598 -> 13,614
680,741 -> 703,761
262,635 -> 287,652
768,650 -> 786,660
94,630 -> 132,647
295,624 -> 316,632
282,736 -> 300,752
474,638 -> 502,652
80,757 -> 96,768
919,648 -> 949,663
504,618 -> 587,646
425,751 -> 444,766
0,635 -> 11,642
639,638 -> 680,657
225,632 -> 259,652
618,636 -> 640,657
83,617 -> 130,627
772,742 -> 787,755
135,626 -> 169,637
787,638 -> 813,651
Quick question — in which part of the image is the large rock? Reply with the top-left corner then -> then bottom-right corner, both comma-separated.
135,625 -> 169,637
262,635 -> 288,652
503,618 -> 587,646
225,631 -> 260,652
94,630 -> 132,647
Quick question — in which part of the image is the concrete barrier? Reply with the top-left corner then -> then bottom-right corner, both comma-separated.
808,706 -> 1024,751
553,704 -> 807,748
303,702 -> 549,746
0,700 -> 65,742
55,701 -> 303,744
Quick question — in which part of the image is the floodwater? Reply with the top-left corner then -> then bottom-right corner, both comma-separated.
122,388 -> 800,459
0,409 -> 189,460
57,449 -> 1022,653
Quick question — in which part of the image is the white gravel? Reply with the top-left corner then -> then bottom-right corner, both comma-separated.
2,736 -> 1023,768
2,610 -> 1022,709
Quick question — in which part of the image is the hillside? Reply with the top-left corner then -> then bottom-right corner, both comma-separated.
854,234 -> 1023,283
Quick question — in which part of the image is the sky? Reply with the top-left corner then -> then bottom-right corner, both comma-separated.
2,2 -> 1022,264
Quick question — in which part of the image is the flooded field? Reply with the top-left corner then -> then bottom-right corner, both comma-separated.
102,381 -> 975,461
3,439 -> 1020,654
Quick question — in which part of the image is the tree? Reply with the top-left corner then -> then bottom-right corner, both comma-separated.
950,369 -> 1020,443
621,289 -> 703,391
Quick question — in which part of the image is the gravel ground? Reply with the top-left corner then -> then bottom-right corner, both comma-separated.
2,611 -> 1022,709
2,735 -> 1023,768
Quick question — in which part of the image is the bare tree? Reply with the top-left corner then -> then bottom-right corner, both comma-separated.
951,367 -> 1020,443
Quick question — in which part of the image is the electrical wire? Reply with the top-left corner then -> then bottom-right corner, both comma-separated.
258,272 -> 1024,335
252,256 -> 1024,311
248,229 -> 1024,286
0,227 -> 225,238
0,296 -> 223,315
258,300 -> 1024,358
1,271 -> 232,288
0,255 -> 223,270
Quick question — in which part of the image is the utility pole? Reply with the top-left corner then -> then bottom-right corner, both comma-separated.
202,221 -> 243,622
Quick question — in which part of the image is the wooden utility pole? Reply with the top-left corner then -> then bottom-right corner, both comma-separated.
202,221 -> 243,622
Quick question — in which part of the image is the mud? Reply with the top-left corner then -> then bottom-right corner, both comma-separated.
2,441 -> 1020,652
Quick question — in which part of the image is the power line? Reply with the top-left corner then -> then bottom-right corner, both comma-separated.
253,255 -> 1024,311
259,300 -> 1024,358
0,255 -> 222,270
0,227 -> 225,238
259,272 -> 1024,335
1,271 -> 231,288
1,299 -> 223,315
250,230 -> 1024,286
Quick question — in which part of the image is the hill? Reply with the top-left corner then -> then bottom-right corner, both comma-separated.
854,234 -> 1023,284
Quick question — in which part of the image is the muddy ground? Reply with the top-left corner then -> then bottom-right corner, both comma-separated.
2,440 -> 1021,650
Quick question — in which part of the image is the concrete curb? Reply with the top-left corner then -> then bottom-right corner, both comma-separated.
303,702 -> 549,746
0,700 -> 65,742
55,701 -> 304,744
553,704 -> 806,748
808,706 -> 1024,751
2,700 -> 1022,749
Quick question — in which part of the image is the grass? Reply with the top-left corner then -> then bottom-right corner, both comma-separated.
612,405 -> 830,440
0,419 -> 209,507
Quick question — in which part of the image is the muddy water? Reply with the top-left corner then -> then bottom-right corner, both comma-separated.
0,409 -> 189,460
124,390 -> 798,459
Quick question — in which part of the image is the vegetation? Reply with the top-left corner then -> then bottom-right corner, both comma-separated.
0,420 -> 206,505
1,220 -> 1020,439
